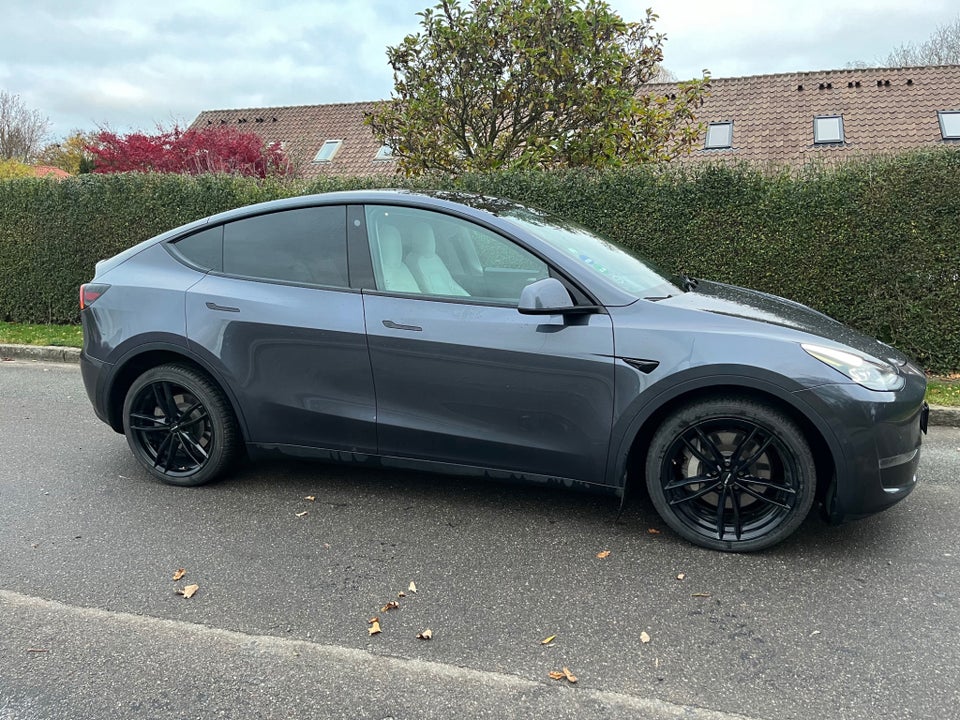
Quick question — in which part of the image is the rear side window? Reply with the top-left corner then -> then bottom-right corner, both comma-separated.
170,226 -> 223,271
222,206 -> 348,287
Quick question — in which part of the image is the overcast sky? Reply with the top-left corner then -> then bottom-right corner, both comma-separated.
1,0 -> 957,140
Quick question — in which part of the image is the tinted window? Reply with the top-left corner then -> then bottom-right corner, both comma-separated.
170,226 -> 223,271
223,207 -> 348,287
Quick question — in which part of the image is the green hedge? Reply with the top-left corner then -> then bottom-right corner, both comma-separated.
1,150 -> 957,372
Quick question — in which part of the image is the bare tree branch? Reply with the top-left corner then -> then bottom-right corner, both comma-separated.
0,91 -> 51,162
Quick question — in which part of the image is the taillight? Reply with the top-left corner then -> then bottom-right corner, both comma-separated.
80,283 -> 110,310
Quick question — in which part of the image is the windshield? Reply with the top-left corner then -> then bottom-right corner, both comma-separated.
499,207 -> 680,299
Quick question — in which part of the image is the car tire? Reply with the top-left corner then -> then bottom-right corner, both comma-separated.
122,363 -> 240,487
645,396 -> 816,552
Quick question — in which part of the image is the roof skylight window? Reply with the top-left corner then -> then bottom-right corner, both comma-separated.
374,144 -> 394,160
938,111 -> 960,140
814,115 -> 844,145
704,121 -> 733,149
313,140 -> 343,162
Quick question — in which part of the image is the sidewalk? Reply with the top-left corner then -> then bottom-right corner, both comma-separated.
3,342 -> 958,427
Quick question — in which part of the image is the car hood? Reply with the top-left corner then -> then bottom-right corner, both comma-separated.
657,280 -> 910,364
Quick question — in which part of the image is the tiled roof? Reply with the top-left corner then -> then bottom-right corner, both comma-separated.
190,101 -> 397,179
650,65 -> 960,168
190,65 -> 960,176
31,165 -> 71,180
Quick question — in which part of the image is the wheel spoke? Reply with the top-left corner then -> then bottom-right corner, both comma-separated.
738,474 -> 796,494
129,413 -> 168,432
161,382 -> 180,421
681,435 -> 720,470
715,483 -> 728,540
729,427 -> 758,466
178,410 -> 209,429
180,432 -> 208,465
161,432 -> 181,471
734,436 -> 773,473
693,426 -> 727,465
178,431 -> 208,466
731,487 -> 743,540
735,482 -> 791,509
668,480 -> 722,506
664,474 -> 715,491
152,433 -> 174,470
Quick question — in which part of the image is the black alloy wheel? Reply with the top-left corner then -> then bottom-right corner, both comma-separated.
646,397 -> 816,552
122,363 -> 240,486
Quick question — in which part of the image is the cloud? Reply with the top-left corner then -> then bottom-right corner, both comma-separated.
2,0 -> 958,138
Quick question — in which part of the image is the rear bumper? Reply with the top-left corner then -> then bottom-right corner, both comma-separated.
794,374 -> 926,524
80,349 -> 111,426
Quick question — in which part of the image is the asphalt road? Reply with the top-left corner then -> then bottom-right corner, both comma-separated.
1,360 -> 959,720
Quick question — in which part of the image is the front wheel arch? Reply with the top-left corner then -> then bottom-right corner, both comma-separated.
643,395 -> 818,551
620,384 -> 837,513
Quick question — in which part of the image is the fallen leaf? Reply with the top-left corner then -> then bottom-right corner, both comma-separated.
417,628 -> 433,640
596,550 -> 611,559
676,573 -> 686,581
304,495 -> 316,502
640,631 -> 651,644
295,511 -> 309,518
368,620 -> 382,636
541,635 -> 557,645
397,591 -> 406,598
25,648 -> 49,653
368,616 -> 380,624
408,581 -> 417,593
172,568 -> 186,581
647,528 -> 661,535
549,668 -> 578,683
691,592 -> 712,598
177,584 -> 199,599
381,601 -> 400,612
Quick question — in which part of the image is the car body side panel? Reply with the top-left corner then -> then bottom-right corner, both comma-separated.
82,244 -> 198,364
362,292 -> 616,484
184,274 -> 377,453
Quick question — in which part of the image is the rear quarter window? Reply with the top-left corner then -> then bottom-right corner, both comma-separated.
169,226 -> 224,271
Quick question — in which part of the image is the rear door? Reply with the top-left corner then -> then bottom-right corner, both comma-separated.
360,205 -> 616,484
178,205 -> 377,453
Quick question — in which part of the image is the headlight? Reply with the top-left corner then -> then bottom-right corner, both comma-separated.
802,343 -> 904,391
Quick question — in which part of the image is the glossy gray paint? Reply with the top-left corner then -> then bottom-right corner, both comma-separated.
80,190 -> 926,524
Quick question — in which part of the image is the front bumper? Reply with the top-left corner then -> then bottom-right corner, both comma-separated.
794,374 -> 927,524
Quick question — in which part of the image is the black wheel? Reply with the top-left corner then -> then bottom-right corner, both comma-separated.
645,397 -> 816,552
122,363 -> 240,486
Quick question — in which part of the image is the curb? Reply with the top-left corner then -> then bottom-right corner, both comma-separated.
2,343 -> 958,427
1,343 -> 81,364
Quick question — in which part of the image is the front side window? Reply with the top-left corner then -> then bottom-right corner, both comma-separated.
497,208 -> 678,299
814,115 -> 844,144
222,206 -> 348,287
364,206 -> 548,303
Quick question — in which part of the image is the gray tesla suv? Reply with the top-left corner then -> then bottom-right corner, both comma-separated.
79,190 -> 928,551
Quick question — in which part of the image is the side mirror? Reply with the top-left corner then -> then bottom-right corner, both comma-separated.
517,278 -> 576,315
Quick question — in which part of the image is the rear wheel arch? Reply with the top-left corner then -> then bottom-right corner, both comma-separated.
105,346 -> 247,441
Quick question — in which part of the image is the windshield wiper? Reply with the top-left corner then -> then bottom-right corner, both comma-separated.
679,274 -> 699,291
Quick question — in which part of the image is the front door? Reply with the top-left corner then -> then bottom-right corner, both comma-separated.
361,205 -> 615,484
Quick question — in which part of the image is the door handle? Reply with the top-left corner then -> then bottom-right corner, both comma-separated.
206,302 -> 240,313
382,319 -> 422,332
